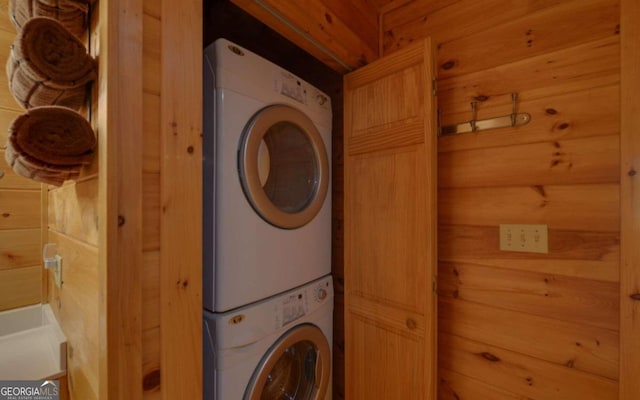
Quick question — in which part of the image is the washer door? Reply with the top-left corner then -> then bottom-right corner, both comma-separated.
244,324 -> 331,400
239,104 -> 329,229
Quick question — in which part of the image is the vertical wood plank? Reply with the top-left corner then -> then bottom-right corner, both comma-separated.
160,0 -> 202,399
98,0 -> 144,398
41,185 -> 48,305
620,0 -> 640,397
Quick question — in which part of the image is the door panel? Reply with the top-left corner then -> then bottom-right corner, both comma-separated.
349,312 -> 425,400
344,38 -> 437,399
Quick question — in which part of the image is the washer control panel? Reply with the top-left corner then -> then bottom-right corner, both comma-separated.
280,292 -> 308,326
275,276 -> 333,328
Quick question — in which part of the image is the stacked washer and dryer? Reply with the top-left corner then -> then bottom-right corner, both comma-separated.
203,39 -> 334,400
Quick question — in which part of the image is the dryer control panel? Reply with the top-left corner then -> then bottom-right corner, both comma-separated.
272,70 -> 331,113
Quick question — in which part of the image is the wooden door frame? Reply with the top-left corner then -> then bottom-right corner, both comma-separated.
98,0 -> 202,398
98,0 -> 144,398
620,0 -> 640,398
159,0 -> 203,399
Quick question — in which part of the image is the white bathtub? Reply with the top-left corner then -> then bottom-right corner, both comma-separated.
0,304 -> 67,380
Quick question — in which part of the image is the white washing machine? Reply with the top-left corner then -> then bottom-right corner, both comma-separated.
204,274 -> 333,400
203,38 -> 332,312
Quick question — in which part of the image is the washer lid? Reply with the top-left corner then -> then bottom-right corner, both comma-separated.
238,104 -> 329,229
244,324 -> 331,400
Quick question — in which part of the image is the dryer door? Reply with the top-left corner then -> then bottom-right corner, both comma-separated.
244,324 -> 331,400
239,104 -> 329,229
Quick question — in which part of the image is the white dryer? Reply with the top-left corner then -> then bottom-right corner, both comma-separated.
204,274 -> 333,400
203,38 -> 332,312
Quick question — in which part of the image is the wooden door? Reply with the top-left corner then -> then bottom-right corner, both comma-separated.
343,38 -> 437,399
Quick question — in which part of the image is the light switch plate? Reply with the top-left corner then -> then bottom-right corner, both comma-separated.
499,224 -> 549,254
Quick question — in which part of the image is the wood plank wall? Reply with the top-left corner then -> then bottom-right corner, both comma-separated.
141,0 -> 162,397
0,0 -> 43,312
381,1 -> 621,399
619,0 -> 640,397
46,5 -> 100,399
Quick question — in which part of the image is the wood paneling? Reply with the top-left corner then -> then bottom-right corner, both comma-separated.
143,13 -> 161,96
439,367 -> 528,400
47,231 -> 99,400
0,266 -> 41,310
143,93 -> 161,173
619,0 -> 640,397
48,180 -> 99,246
383,0 -> 566,54
439,225 -> 620,283
0,190 -> 41,229
439,333 -> 617,400
47,185 -> 100,399
142,2 -> 162,397
0,152 -> 42,189
439,261 -> 619,331
435,0 -> 618,78
97,0 -> 144,398
159,0 -> 202,398
348,313 -> 425,399
143,172 -> 160,251
379,1 -> 623,398
437,37 -> 620,120
0,0 -> 42,322
439,297 -> 619,380
231,0 -> 378,72
438,84 -> 620,152
439,184 -> 620,232
0,228 -> 40,270
439,135 -> 620,188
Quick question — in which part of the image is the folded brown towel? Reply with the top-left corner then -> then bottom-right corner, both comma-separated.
9,0 -> 92,40
6,16 -> 97,111
4,106 -> 96,186
5,139 -> 81,186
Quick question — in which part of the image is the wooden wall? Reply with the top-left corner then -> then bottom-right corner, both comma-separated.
141,0 -> 162,397
46,6 -> 100,399
0,0 -> 194,397
0,1 -> 43,313
619,0 -> 640,396
381,1 -> 621,399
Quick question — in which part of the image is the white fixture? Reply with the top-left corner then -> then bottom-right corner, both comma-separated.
0,304 -> 67,380
203,38 -> 333,312
499,224 -> 549,254
42,243 -> 62,288
204,274 -> 333,399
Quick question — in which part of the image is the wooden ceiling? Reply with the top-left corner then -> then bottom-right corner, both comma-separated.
229,0 -> 421,73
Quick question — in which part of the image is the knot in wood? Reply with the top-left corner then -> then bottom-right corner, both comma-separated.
406,318 -> 417,330
480,352 -> 500,362
441,60 -> 456,70
143,369 -> 161,391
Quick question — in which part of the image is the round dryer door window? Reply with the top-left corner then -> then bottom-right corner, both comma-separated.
239,104 -> 329,229
244,324 -> 331,400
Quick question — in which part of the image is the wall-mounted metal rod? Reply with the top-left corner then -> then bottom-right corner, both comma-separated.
439,92 -> 532,136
